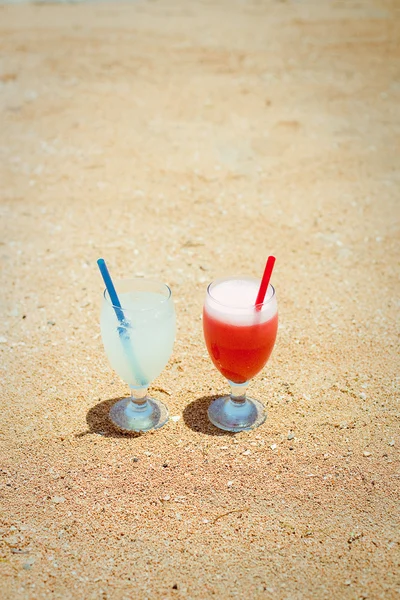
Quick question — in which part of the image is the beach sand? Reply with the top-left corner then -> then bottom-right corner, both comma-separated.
1,0 -> 399,598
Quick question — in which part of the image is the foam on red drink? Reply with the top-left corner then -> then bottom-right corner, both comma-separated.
203,277 -> 278,384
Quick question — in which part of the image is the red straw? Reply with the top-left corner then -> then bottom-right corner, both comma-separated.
255,256 -> 276,310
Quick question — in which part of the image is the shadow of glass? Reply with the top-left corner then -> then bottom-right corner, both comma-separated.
80,397 -> 143,439
182,395 -> 235,437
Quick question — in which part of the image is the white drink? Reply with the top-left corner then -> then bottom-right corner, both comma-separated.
101,290 -> 176,387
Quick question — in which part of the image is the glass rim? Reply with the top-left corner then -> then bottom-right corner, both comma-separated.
207,275 -> 276,310
103,277 -> 172,314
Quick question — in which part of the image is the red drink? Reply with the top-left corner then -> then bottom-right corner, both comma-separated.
203,310 -> 278,384
203,275 -> 278,432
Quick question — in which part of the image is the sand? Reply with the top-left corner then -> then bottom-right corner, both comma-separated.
0,0 -> 399,598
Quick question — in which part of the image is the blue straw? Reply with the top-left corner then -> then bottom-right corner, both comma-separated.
97,258 -> 146,386
97,258 -> 127,325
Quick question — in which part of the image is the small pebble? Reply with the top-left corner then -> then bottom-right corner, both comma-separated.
388,440 -> 395,447
51,496 -> 65,503
227,481 -> 233,487
242,450 -> 251,456
0,336 -> 7,344
144,452 -> 152,457
363,451 -> 371,457
47,320 -> 56,326
359,392 -> 367,400
5,535 -> 18,545
344,580 -> 351,586
287,432 -> 294,440
202,518 -> 209,523
132,457 -> 139,462
270,444 -> 277,450
170,415 -> 181,422
161,495 -> 170,501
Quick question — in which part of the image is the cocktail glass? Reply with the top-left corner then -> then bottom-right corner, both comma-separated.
203,276 -> 278,432
100,278 -> 176,432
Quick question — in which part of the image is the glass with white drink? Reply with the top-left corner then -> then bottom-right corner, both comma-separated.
100,277 -> 176,432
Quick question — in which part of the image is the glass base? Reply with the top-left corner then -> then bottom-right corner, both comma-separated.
207,396 -> 266,432
109,396 -> 169,433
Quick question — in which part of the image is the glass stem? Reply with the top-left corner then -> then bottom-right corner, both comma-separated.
130,386 -> 149,410
229,381 -> 249,405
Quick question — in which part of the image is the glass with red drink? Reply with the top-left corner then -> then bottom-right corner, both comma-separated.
203,275 -> 278,431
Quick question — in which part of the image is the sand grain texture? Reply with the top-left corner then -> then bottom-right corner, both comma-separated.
0,0 -> 399,598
